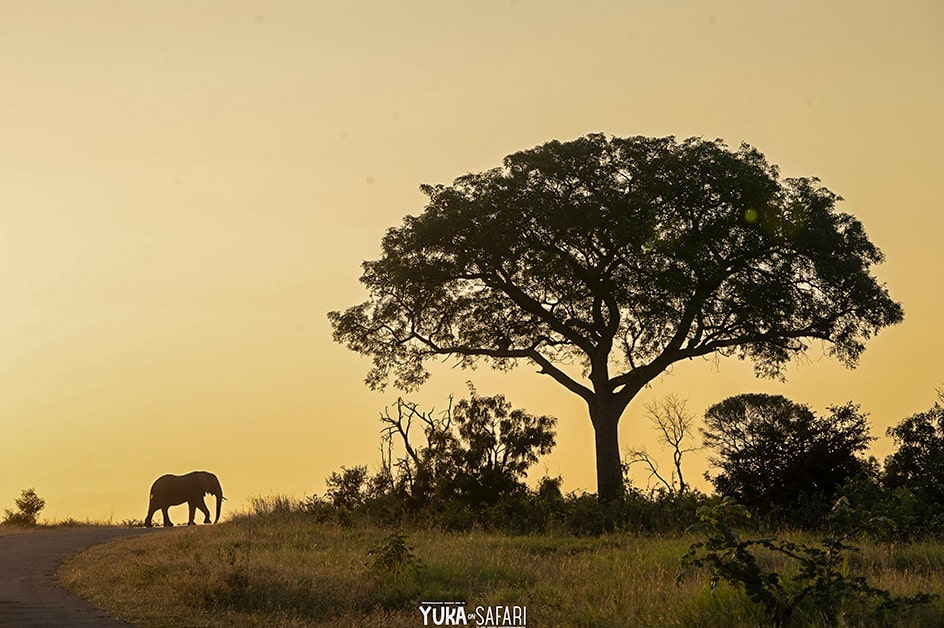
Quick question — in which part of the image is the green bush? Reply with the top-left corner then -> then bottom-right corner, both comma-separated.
365,530 -> 423,579
679,497 -> 937,626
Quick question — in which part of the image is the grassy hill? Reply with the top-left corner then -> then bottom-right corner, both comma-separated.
59,511 -> 944,627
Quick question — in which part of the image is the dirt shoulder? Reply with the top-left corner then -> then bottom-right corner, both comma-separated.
0,527 -> 159,627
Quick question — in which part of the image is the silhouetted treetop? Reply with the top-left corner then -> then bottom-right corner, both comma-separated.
330,133 -> 902,501
702,393 -> 872,516
885,398 -> 944,507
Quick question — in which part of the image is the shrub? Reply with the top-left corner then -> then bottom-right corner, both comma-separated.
885,400 -> 944,520
376,386 -> 556,509
679,497 -> 937,626
2,488 -> 45,526
324,466 -> 369,510
702,394 -> 873,521
365,530 -> 423,579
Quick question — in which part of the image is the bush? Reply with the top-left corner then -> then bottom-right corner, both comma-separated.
375,386 -> 556,509
834,455 -> 944,541
679,498 -> 937,626
365,530 -> 424,579
2,488 -> 45,526
295,465 -> 716,535
884,400 -> 944,521
702,394 -> 873,521
325,466 -> 370,511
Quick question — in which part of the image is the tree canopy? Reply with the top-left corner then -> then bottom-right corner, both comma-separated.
702,393 -> 872,516
329,133 -> 903,501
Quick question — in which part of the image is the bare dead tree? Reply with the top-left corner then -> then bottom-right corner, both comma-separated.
378,396 -> 456,499
626,394 -> 699,494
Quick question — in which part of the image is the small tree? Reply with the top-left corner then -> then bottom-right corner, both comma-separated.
702,394 -> 872,517
378,395 -> 462,504
452,384 -> 557,504
378,385 -> 556,507
324,466 -> 370,510
627,393 -> 698,494
2,488 -> 46,526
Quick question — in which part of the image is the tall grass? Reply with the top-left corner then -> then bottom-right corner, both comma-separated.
59,508 -> 944,627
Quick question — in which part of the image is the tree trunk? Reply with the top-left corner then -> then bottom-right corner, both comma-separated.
591,400 -> 625,502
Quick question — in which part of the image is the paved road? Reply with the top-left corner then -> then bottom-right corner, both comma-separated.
0,527 -> 159,627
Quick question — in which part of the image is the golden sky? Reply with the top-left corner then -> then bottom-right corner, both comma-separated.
2,1 -> 942,521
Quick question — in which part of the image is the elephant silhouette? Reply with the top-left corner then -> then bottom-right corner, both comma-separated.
144,471 -> 224,527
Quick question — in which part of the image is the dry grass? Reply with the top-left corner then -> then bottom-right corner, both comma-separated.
0,519 -> 113,537
0,524 -> 35,537
59,515 -> 944,627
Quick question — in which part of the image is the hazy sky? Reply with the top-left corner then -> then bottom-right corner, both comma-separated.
2,1 -> 942,521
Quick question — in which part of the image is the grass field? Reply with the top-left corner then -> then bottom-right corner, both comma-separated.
0,524 -> 34,537
58,511 -> 944,627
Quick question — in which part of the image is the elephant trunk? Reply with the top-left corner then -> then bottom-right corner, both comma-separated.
214,492 -> 222,523
201,472 -> 224,524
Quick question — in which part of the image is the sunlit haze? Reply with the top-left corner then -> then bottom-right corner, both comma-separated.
2,1 -> 942,521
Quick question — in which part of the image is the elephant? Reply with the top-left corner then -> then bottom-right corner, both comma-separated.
145,471 -> 224,528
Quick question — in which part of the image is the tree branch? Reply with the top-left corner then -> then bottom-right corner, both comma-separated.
484,272 -> 597,355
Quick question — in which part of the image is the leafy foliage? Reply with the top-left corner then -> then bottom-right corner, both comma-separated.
375,385 -> 556,507
324,466 -> 371,511
311,464 -> 712,536
832,458 -> 944,541
2,488 -> 46,526
365,530 -> 424,579
827,395 -> 944,538
884,400 -> 944,511
702,394 -> 873,519
679,498 -> 937,626
330,133 -> 902,500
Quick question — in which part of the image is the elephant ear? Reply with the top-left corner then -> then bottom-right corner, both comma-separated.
198,472 -> 214,494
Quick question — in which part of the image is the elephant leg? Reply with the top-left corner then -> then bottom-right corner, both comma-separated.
195,497 -> 211,524
145,505 -> 156,528
162,507 -> 173,527
187,501 -> 197,525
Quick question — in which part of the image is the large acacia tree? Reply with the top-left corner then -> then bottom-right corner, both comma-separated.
329,134 -> 902,501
